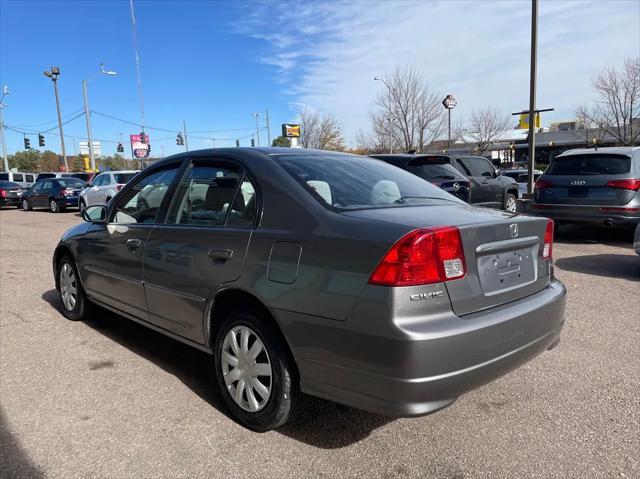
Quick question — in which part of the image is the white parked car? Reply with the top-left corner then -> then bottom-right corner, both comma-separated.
79,170 -> 139,210
0,171 -> 37,188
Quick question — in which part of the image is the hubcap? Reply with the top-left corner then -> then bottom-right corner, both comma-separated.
506,197 -> 516,212
59,263 -> 77,311
22,200 -> 28,210
220,325 -> 272,412
50,200 -> 58,212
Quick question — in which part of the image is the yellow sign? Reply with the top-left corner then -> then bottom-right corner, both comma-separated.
518,113 -> 541,129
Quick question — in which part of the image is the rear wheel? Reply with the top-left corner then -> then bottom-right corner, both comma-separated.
57,256 -> 91,321
504,193 -> 517,213
79,198 -> 87,212
213,309 -> 301,431
21,199 -> 31,211
50,199 -> 62,213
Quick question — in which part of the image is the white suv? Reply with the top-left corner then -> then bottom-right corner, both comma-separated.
79,170 -> 139,210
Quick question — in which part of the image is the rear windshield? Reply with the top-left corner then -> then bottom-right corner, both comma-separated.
113,173 -> 136,184
57,178 -> 86,188
37,173 -> 56,180
546,154 -> 631,175
272,153 -> 461,210
70,173 -> 91,181
407,161 -> 462,181
0,181 -> 21,188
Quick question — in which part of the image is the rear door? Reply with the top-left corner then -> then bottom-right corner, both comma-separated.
37,180 -> 54,207
142,158 -> 257,343
536,153 -> 637,205
77,163 -> 182,319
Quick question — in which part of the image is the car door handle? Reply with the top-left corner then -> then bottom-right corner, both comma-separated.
208,249 -> 233,263
126,238 -> 144,251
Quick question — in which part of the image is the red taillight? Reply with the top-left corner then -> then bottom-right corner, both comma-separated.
59,188 -> 74,197
116,184 -> 125,192
369,226 -> 466,286
542,219 -> 554,259
605,179 -> 640,191
535,179 -> 554,190
0,189 -> 6,198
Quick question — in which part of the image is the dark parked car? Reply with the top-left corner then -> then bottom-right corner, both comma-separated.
534,147 -> 640,228
0,181 -> 25,207
53,148 -> 565,431
21,177 -> 86,212
370,154 -> 471,202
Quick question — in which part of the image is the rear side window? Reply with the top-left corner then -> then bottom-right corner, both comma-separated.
0,173 -> 8,181
406,161 -> 461,181
25,174 -> 34,182
12,173 -> 23,181
113,173 -> 136,184
546,154 -> 631,175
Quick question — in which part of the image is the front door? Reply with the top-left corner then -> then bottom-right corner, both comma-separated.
77,164 -> 182,319
143,159 -> 257,343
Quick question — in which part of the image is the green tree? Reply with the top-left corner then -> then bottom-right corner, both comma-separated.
272,136 -> 291,147
7,150 -> 41,171
39,150 -> 61,172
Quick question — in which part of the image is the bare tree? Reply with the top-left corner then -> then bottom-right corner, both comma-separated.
299,109 -> 345,151
575,104 -> 607,146
465,106 -> 511,154
372,66 -> 445,152
577,57 -> 640,146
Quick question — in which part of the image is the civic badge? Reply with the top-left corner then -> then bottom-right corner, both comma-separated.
509,223 -> 519,238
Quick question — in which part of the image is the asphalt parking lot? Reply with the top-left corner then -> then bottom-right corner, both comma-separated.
1,208 -> 638,479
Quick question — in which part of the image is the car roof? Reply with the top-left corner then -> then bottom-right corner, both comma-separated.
102,170 -> 139,174
557,146 -> 640,157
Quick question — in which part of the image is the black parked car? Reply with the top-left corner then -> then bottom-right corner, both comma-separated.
374,154 -> 519,212
21,177 -> 86,213
0,181 -> 25,207
370,154 -> 471,202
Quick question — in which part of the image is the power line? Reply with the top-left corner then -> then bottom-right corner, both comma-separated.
9,108 -> 85,128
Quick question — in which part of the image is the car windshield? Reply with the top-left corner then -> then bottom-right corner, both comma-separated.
113,173 -> 137,184
0,181 -> 21,188
272,153 -> 462,210
57,178 -> 86,188
546,154 -> 631,175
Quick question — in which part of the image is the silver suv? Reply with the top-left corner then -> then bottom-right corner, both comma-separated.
534,147 -> 640,228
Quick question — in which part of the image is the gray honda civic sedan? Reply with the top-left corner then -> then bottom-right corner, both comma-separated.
53,148 -> 566,431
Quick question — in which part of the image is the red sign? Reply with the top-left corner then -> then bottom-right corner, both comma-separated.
130,134 -> 150,159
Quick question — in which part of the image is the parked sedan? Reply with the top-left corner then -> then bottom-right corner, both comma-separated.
21,177 -> 86,212
79,170 -> 138,210
501,168 -> 543,197
534,146 -> 640,228
370,154 -> 471,203
0,181 -> 25,207
53,148 -> 565,431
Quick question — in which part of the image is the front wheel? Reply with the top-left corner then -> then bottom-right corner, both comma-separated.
57,256 -> 91,321
503,193 -> 517,213
79,198 -> 87,212
213,309 -> 301,431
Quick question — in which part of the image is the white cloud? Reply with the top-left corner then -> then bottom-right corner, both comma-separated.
236,0 -> 640,143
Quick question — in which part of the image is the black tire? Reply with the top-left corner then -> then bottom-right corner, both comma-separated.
50,199 -> 62,213
79,198 -> 86,212
213,309 -> 301,432
57,255 -> 91,321
503,193 -> 517,213
22,199 -> 32,211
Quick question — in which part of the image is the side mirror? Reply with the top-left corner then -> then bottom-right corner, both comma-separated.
81,205 -> 107,224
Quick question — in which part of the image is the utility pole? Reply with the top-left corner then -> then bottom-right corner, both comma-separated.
526,0 -> 538,197
0,86 -> 10,172
183,120 -> 189,151
252,113 -> 261,147
44,68 -> 68,172
265,109 -> 271,146
211,138 -> 216,148
82,80 -> 94,170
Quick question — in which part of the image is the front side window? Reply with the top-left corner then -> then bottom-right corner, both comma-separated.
12,173 -> 23,182
113,173 -> 136,184
273,153 -> 459,209
25,174 -> 34,182
461,158 -> 493,177
57,178 -> 85,188
93,175 -> 107,187
167,164 -> 255,227
546,154 -> 631,175
112,167 -> 179,224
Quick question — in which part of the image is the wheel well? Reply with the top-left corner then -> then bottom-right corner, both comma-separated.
209,289 -> 295,360
52,244 -> 73,289
506,188 -> 518,199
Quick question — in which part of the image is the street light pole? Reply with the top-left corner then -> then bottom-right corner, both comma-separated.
44,68 -> 68,172
252,113 -> 261,147
442,94 -> 457,150
526,0 -> 539,196
82,64 -> 117,171
265,109 -> 271,146
0,86 -> 10,172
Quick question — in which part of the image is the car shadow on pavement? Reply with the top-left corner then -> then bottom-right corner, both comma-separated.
554,224 -> 634,249
555,254 -> 640,281
0,407 -> 45,479
41,290 -> 393,448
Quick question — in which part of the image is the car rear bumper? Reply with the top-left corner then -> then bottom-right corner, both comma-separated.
57,197 -> 79,208
277,279 -> 566,417
533,203 -> 640,226
0,198 -> 21,207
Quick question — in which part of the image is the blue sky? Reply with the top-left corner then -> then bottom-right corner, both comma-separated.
1,0 -> 639,157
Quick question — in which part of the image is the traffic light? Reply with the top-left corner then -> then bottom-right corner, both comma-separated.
147,144 -> 151,154
176,133 -> 184,146
38,134 -> 45,147
250,138 -> 255,147
235,139 -> 239,147
117,143 -> 125,153
140,132 -> 147,144
24,137 -> 31,150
